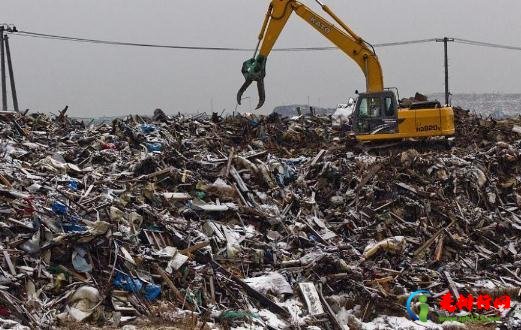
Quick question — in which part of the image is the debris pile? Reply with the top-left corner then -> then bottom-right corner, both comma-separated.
0,108 -> 521,329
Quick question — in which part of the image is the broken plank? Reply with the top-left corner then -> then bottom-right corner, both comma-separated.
3,251 -> 16,276
310,149 -> 327,167
444,271 -> 460,299
229,166 -> 249,193
299,282 -> 325,316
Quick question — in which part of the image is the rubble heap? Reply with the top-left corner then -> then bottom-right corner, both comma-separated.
0,107 -> 521,329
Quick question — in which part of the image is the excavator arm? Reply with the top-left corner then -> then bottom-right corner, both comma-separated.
238,0 -> 384,109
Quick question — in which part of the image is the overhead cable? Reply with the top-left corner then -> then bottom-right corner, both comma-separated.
10,30 -> 437,52
11,30 -> 521,53
453,38 -> 521,51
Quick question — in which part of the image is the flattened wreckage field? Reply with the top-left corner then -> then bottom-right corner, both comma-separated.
1,107 -> 521,329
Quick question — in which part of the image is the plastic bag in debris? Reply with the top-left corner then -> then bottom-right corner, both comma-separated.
362,236 -> 406,259
276,165 -> 296,186
113,272 -> 161,301
52,201 -> 68,215
244,272 -> 293,297
249,118 -> 260,127
140,124 -> 156,134
332,100 -> 354,128
68,180 -> 79,191
113,272 -> 143,293
268,156 -> 307,186
146,142 -> 162,152
143,283 -> 161,301
58,286 -> 101,322
266,158 -> 286,186
62,216 -> 87,233
72,247 -> 93,273
19,230 -> 41,255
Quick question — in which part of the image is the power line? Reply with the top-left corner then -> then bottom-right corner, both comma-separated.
10,30 -> 437,52
375,38 -> 437,47
453,38 -> 521,51
12,30 -> 255,52
9,30 -> 521,54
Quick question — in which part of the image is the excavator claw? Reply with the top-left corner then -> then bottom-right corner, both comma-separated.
236,78 -> 266,110
256,79 -> 265,109
237,78 -> 252,104
237,55 -> 267,110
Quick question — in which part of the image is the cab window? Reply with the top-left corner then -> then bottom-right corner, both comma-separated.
384,97 -> 395,117
358,97 -> 381,118
358,98 -> 368,116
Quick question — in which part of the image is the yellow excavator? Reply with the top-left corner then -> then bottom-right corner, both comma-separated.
237,0 -> 455,142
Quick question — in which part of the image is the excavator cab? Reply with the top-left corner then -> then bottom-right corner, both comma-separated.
352,91 -> 399,135
353,91 -> 455,141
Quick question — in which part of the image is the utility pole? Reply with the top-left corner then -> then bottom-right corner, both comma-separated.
0,26 -> 6,111
436,37 -> 454,106
4,35 -> 19,112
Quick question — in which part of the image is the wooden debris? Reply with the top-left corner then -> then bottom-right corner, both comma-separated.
299,282 -> 325,316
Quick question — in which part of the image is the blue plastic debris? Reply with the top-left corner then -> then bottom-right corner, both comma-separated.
62,216 -> 87,233
140,124 -> 156,134
51,201 -> 68,215
113,272 -> 143,293
146,143 -> 162,152
143,283 -> 161,301
113,272 -> 161,300
68,180 -> 78,191
62,223 -> 87,233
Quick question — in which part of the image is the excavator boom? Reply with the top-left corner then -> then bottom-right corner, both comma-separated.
237,0 -> 383,109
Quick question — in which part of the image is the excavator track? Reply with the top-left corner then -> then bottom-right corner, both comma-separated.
356,138 -> 453,156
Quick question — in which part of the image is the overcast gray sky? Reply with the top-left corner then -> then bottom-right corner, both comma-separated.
3,0 -> 521,116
